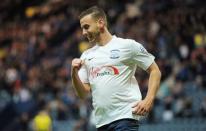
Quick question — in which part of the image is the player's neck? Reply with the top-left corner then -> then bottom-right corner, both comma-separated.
98,29 -> 113,46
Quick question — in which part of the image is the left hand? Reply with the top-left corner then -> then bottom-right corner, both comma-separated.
132,99 -> 154,116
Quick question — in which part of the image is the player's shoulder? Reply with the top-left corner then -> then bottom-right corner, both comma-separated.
114,36 -> 140,47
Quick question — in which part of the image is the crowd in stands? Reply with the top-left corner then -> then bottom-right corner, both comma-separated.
0,0 -> 206,130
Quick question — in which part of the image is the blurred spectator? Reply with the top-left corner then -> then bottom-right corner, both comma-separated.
162,96 -> 174,122
33,109 -> 52,131
200,97 -> 206,117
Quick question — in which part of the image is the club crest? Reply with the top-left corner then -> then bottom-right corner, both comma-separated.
110,49 -> 120,59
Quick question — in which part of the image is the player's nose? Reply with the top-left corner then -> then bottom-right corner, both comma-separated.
82,29 -> 88,36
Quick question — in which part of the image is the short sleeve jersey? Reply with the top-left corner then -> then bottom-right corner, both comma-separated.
78,36 -> 154,127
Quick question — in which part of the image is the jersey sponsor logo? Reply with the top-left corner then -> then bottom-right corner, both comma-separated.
90,66 -> 119,78
110,49 -> 120,59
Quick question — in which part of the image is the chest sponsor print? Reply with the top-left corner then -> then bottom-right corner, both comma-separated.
89,66 -> 119,78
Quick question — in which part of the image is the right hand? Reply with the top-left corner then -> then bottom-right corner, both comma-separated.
71,58 -> 84,70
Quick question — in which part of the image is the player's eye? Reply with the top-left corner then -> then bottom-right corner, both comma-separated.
83,25 -> 89,30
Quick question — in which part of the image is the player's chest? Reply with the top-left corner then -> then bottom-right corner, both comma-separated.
85,49 -> 123,67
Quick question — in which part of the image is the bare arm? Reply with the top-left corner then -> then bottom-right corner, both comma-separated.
71,58 -> 91,99
145,62 -> 161,103
132,62 -> 161,115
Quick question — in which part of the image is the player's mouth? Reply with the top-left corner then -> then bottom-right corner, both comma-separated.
87,34 -> 95,42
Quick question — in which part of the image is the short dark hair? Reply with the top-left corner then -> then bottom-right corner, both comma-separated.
79,6 -> 107,25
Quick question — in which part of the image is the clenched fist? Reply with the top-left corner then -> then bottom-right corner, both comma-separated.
71,58 -> 84,70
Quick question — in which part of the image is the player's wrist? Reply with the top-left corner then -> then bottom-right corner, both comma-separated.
71,67 -> 79,75
145,95 -> 155,102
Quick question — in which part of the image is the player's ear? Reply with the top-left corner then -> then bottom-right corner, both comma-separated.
97,18 -> 105,32
97,18 -> 105,28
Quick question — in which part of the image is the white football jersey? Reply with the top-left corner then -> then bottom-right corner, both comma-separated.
78,36 -> 154,127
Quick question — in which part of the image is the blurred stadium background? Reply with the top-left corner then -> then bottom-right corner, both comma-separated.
0,0 -> 206,131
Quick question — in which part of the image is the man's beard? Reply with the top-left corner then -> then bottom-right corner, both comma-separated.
87,30 -> 100,43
